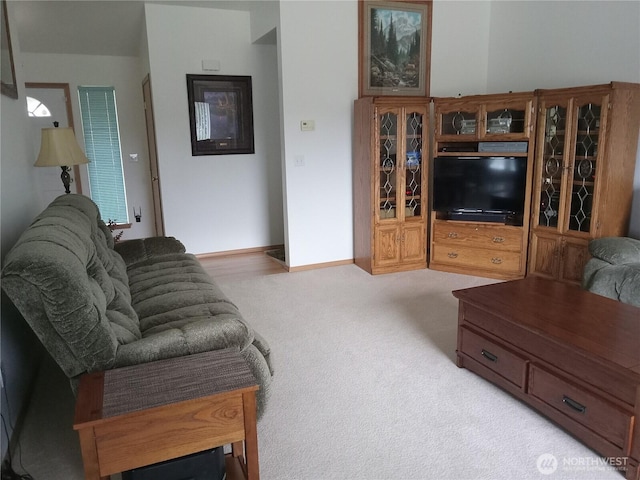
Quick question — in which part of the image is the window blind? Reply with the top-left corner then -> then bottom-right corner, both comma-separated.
78,86 -> 129,223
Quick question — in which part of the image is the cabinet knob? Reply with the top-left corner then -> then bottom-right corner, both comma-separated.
447,252 -> 458,259
448,232 -> 458,238
491,257 -> 503,264
492,236 -> 505,243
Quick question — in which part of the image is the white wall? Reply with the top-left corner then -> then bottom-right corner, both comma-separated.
430,1 -> 492,97
249,0 -> 279,44
145,3 -> 283,255
486,1 -> 640,92
485,0 -> 640,237
0,0 -> 45,459
21,52 -> 155,240
277,0 -> 358,267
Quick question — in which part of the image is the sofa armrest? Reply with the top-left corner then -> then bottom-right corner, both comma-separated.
588,237 -> 640,265
114,237 -> 186,266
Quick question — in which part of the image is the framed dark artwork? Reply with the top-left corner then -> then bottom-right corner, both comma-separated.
1,0 -> 18,99
359,0 -> 432,97
186,74 -> 254,155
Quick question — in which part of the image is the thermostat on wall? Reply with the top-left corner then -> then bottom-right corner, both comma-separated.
300,120 -> 315,131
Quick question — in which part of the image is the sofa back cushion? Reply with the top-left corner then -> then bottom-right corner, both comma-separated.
1,194 -> 140,378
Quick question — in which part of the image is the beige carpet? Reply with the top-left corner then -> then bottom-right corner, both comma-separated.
12,264 -> 622,479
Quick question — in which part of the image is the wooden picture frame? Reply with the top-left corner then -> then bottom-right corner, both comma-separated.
186,74 -> 254,156
358,0 -> 432,97
1,0 -> 18,99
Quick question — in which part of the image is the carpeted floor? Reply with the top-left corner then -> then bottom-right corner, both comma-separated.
10,264 -> 623,479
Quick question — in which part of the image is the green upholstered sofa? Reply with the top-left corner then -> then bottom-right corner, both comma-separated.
582,236 -> 640,308
1,194 -> 273,416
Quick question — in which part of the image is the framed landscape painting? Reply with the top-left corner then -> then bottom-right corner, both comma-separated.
359,0 -> 432,97
186,74 -> 254,156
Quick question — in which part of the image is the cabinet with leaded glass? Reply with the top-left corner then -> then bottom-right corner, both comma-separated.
434,91 -> 536,156
353,96 -> 429,274
528,82 -> 640,284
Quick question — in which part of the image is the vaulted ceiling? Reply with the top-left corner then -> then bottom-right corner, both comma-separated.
12,0 -> 259,57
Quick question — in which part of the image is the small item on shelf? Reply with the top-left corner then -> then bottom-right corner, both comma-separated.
487,117 -> 511,134
478,142 -> 528,153
460,119 -> 476,135
406,151 -> 421,167
380,207 -> 396,219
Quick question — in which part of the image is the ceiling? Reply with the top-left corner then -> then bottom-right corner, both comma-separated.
12,0 -> 260,57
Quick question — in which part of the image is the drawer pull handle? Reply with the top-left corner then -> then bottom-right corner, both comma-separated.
491,257 -> 503,264
481,349 -> 498,362
448,232 -> 458,238
562,396 -> 587,414
447,252 -> 458,259
492,236 -> 505,243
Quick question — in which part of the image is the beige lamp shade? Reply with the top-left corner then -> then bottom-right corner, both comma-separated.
34,127 -> 89,167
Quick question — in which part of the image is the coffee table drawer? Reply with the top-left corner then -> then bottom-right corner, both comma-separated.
529,365 -> 634,449
459,327 -> 528,388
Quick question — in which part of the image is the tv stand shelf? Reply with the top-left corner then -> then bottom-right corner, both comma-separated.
430,91 -> 537,279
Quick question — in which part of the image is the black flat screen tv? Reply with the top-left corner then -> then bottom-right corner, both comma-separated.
433,156 -> 527,222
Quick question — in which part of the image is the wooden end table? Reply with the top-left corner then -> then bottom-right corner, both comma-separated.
453,276 -> 640,479
73,349 -> 260,480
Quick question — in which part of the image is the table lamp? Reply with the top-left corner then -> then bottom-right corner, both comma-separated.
34,122 -> 89,194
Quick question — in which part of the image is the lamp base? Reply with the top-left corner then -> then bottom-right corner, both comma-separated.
60,166 -> 71,194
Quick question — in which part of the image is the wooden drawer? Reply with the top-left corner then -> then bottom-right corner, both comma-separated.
432,244 -> 522,272
432,221 -> 522,251
459,327 -> 528,388
529,365 -> 634,450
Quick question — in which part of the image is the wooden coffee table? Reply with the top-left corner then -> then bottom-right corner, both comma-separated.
73,348 -> 260,480
453,276 -> 640,479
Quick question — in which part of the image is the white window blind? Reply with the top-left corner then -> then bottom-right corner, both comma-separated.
78,86 -> 128,223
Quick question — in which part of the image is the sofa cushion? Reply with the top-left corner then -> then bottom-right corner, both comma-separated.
589,237 -> 640,265
583,237 -> 640,308
115,236 -> 187,266
126,253 -> 254,352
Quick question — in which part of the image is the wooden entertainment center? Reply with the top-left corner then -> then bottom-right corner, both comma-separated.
430,91 -> 537,279
453,277 -> 640,479
353,82 -> 640,281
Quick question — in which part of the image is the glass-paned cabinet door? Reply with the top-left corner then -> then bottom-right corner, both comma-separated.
440,110 -> 477,136
485,107 -> 527,135
537,103 -> 569,229
568,102 -> 601,232
405,110 -> 424,219
378,111 -> 398,219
